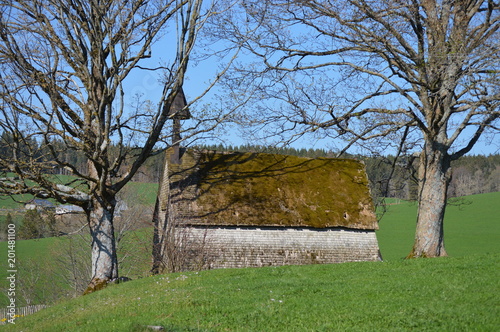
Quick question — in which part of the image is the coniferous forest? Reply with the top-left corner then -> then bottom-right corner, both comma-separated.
2,132 -> 496,203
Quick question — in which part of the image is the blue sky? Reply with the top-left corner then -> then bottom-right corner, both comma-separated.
123,58 -> 499,157
122,34 -> 499,157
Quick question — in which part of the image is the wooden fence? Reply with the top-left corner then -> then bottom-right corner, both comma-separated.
0,304 -> 47,324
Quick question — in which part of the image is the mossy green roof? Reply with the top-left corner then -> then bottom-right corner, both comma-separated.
169,150 -> 377,230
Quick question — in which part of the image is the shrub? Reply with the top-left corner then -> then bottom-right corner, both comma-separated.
19,210 -> 58,240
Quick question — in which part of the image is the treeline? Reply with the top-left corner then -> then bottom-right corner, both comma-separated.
0,131 -> 164,182
196,143 -> 338,159
2,133 -> 498,200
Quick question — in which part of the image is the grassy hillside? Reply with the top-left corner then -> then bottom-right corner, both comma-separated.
0,228 -> 153,307
1,192 -> 498,330
377,192 -> 500,260
5,253 -> 499,331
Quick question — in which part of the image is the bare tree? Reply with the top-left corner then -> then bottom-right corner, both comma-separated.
52,233 -> 92,298
0,0 -> 228,293
212,0 -> 499,258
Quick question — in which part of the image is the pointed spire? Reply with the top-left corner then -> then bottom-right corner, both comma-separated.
168,87 -> 191,120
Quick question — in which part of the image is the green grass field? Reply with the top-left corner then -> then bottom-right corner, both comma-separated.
0,228 -> 154,308
4,254 -> 499,331
1,192 -> 499,331
377,192 -> 500,260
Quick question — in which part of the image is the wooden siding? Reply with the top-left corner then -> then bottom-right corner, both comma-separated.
178,226 -> 381,269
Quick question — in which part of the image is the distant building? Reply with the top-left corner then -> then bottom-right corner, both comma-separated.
55,200 -> 127,215
115,200 -> 128,216
55,205 -> 85,215
25,199 -> 55,211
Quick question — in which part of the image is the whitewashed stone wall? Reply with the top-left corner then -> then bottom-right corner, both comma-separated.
182,226 -> 381,269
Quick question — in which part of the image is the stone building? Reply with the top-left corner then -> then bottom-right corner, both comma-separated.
158,149 -> 381,270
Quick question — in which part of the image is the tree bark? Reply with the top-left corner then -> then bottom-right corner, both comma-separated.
83,196 -> 118,294
408,144 -> 451,258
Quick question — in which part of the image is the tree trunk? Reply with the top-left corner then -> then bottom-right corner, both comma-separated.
83,197 -> 119,294
408,145 -> 451,258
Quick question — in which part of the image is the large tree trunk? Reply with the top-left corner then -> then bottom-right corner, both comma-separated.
408,144 -> 451,258
83,196 -> 119,294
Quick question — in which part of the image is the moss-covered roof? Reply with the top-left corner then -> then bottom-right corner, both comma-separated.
168,149 -> 377,230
